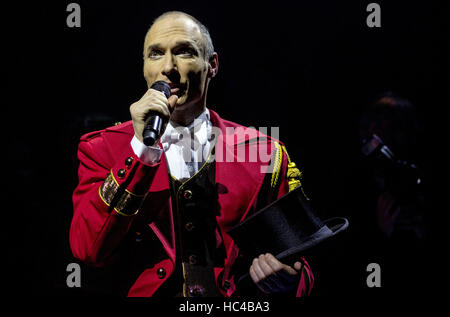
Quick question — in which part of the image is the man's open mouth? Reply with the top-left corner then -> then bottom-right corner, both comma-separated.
169,83 -> 186,97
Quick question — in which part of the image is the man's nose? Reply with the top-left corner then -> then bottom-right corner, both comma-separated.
161,52 -> 177,77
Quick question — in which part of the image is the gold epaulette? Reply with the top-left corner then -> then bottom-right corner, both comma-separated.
287,161 -> 302,192
281,145 -> 308,199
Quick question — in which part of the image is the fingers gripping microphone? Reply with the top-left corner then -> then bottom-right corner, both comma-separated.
142,81 -> 172,146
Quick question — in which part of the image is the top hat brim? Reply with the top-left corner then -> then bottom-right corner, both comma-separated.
274,217 -> 349,261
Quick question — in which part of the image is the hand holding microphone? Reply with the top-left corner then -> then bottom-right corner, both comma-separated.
130,81 -> 178,146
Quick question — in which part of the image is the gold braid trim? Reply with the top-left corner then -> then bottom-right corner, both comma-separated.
98,170 -> 144,216
98,172 -> 117,206
270,142 -> 283,189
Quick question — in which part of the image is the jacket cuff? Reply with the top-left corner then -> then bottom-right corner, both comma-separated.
99,151 -> 160,215
130,134 -> 162,165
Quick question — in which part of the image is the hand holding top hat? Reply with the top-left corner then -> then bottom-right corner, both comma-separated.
249,253 -> 304,294
227,186 -> 349,293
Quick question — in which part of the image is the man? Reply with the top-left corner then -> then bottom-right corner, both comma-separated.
358,92 -> 425,243
70,11 -> 314,297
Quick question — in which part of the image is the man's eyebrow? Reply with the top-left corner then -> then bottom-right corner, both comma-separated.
147,43 -> 163,52
146,40 -> 202,54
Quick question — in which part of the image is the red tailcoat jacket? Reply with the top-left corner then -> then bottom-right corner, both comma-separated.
70,109 -> 314,297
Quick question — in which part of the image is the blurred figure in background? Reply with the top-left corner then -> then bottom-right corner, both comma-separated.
357,91 -> 427,292
359,91 -> 426,246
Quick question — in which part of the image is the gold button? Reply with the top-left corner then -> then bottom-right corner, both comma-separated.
183,190 -> 193,200
156,268 -> 166,279
117,169 -> 126,178
125,157 -> 134,167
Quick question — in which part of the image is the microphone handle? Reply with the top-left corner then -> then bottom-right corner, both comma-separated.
143,114 -> 167,146
142,81 -> 171,146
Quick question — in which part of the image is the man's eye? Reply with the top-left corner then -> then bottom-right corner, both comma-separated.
148,50 -> 163,59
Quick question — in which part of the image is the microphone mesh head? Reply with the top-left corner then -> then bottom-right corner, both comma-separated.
151,81 -> 171,98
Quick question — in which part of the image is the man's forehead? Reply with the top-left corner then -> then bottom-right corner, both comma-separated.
146,15 -> 203,45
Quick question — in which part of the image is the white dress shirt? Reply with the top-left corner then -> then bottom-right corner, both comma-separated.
131,108 -> 213,182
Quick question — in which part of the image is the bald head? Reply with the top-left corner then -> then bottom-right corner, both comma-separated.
144,11 -> 214,60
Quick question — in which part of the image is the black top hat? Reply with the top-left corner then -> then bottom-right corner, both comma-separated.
227,186 -> 349,264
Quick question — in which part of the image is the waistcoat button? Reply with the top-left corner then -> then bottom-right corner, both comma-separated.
183,189 -> 193,200
185,222 -> 195,231
188,255 -> 198,265
188,285 -> 205,297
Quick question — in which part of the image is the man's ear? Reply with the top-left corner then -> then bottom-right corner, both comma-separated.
208,52 -> 219,78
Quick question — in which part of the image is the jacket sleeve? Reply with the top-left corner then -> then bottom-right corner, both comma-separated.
276,142 -> 315,297
70,133 -> 160,267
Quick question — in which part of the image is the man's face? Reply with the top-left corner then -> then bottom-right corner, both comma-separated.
143,15 -> 210,110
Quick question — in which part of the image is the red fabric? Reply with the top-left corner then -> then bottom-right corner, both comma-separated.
70,109 -> 313,297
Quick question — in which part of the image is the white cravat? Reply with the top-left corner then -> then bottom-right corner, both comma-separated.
131,108 -> 213,181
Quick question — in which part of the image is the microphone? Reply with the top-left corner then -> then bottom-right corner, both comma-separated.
142,81 -> 172,146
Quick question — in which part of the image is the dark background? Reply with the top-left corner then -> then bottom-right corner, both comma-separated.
5,0 -> 446,299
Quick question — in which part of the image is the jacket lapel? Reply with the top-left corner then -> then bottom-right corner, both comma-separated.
210,110 -> 269,227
